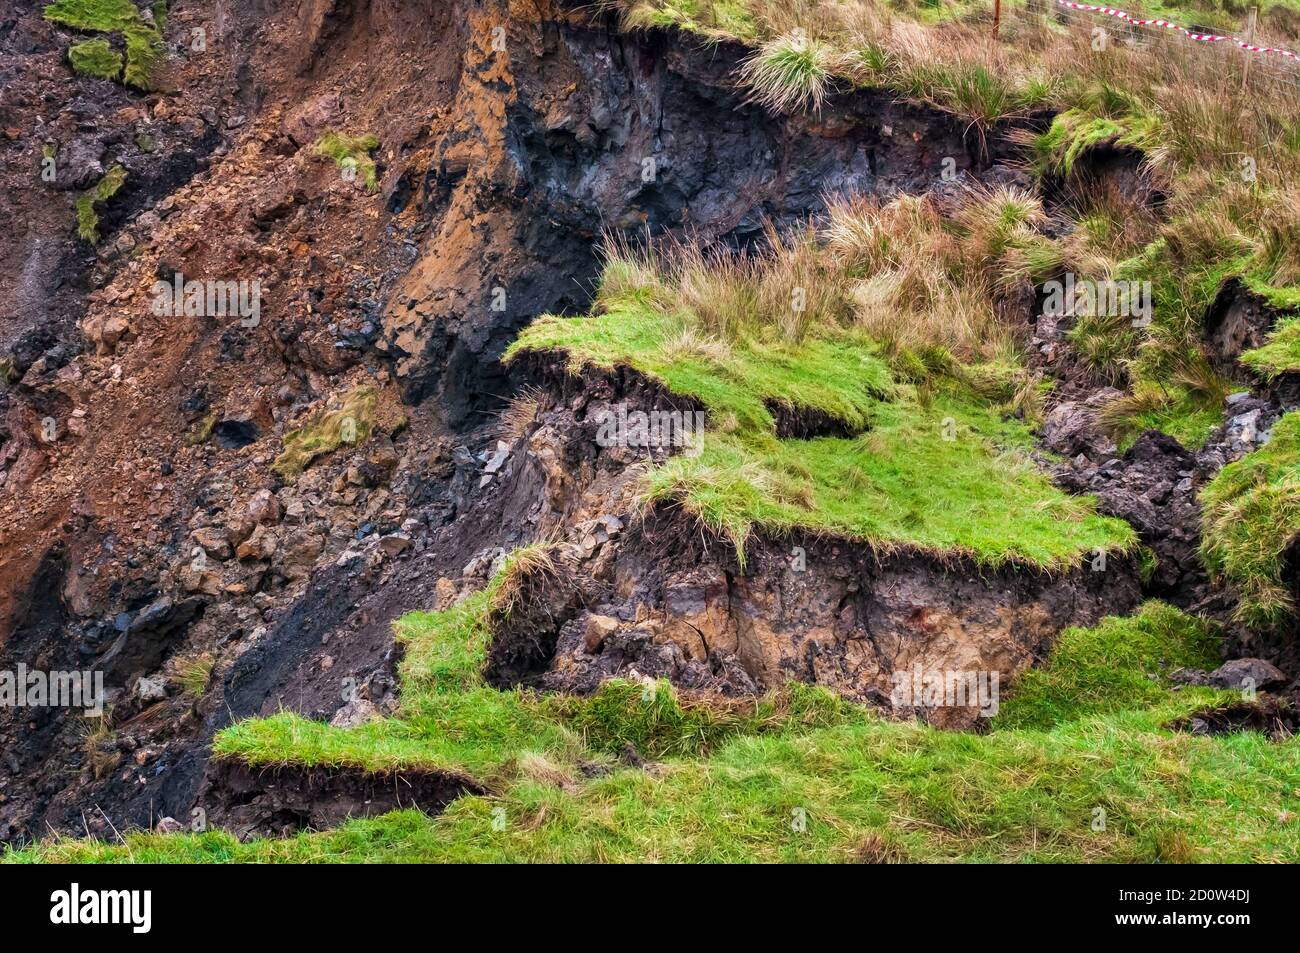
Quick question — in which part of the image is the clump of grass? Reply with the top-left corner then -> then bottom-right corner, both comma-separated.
1242,309 -> 1300,379
497,385 -> 545,443
68,38 -> 122,79
273,386 -> 378,481
43,0 -> 140,32
1201,411 -> 1300,629
45,0 -> 166,90
79,710 -> 119,781
549,678 -> 857,759
183,412 -> 216,446
313,131 -> 381,191
121,20 -> 162,90
737,31 -> 835,113
994,601 -> 1223,730
170,652 -> 215,699
74,164 -> 127,243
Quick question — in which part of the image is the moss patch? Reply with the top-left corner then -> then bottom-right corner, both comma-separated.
44,0 -> 165,91
74,164 -> 127,243
68,38 -> 122,79
43,0 -> 140,32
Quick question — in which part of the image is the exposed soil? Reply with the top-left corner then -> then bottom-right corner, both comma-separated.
1171,697 -> 1299,740
200,760 -> 484,839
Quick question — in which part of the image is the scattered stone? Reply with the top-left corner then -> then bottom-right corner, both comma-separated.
134,674 -> 168,703
329,697 -> 380,729
247,488 -> 282,526
1209,658 -> 1288,691
377,532 -> 411,556
582,614 -> 620,653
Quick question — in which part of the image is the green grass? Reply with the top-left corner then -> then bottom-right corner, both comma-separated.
313,131 -> 381,191
1200,410 -> 1300,628
121,20 -> 162,90
994,601 -> 1223,730
45,1 -> 165,90
43,0 -> 140,32
74,164 -> 127,243
1242,315 -> 1300,378
507,274 -> 1133,566
10,596 -> 1299,863
67,38 -> 122,79
273,386 -> 378,481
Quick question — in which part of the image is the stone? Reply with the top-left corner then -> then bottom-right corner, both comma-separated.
236,524 -> 278,561
433,577 -> 458,611
134,674 -> 168,703
483,441 -> 510,474
377,532 -> 411,556
1209,658 -> 1288,691
329,697 -> 380,729
247,488 -> 282,525
193,526 -> 232,561
582,614 -> 621,653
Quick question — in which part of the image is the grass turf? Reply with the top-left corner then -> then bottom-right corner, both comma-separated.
507,269 -> 1132,567
313,131 -> 381,191
1200,410 -> 1300,628
45,1 -> 166,90
9,595 -> 1296,864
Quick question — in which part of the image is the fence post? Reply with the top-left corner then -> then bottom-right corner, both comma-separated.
994,0 -> 1002,37
1242,6 -> 1258,91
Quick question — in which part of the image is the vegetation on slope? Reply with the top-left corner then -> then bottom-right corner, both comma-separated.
74,164 -> 127,243
608,0 -> 1300,452
68,38 -> 123,79
11,595 -> 1296,863
508,196 -> 1132,565
44,0 -> 167,91
273,386 -> 382,481
313,131 -> 382,191
1201,411 -> 1300,628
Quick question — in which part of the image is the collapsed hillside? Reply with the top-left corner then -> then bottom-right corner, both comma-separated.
2,0 -> 1300,862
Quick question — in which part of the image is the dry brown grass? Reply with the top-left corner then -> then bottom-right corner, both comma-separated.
498,385 -> 546,444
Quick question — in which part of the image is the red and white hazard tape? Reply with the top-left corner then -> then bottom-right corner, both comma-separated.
1056,1 -> 1300,60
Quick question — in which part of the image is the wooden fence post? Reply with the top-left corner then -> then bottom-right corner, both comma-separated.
1242,7 -> 1258,91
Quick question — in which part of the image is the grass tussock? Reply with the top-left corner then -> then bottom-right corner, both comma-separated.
169,652 -> 215,699
313,131 -> 381,191
1200,411 -> 1300,629
273,386 -> 379,481
74,164 -> 127,243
